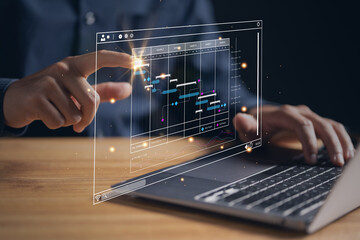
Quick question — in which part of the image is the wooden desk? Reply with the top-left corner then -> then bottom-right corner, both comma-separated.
0,138 -> 359,240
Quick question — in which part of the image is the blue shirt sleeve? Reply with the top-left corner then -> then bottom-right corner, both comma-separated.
0,79 -> 28,137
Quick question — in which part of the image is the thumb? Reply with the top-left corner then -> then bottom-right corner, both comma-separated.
232,113 -> 257,142
94,82 -> 132,103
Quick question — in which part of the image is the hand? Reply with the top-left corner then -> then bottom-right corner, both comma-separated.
233,105 -> 355,166
3,50 -> 132,133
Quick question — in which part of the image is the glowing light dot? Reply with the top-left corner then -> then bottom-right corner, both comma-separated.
188,137 -> 194,143
212,90 -> 215,93
133,58 -> 143,69
241,62 -> 248,69
218,37 -> 222,40
161,118 -> 164,122
146,88 -> 150,91
109,146 -> 115,153
246,146 -> 253,153
180,178 -> 184,182
241,106 -> 248,112
177,46 -> 181,50
220,145 -> 224,149
110,98 -> 116,104
87,88 -> 91,92
142,142 -> 148,147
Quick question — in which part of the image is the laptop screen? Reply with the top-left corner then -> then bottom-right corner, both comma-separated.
93,21 -> 263,204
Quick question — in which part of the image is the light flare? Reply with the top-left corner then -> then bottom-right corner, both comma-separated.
246,146 -> 252,153
133,58 -> 143,70
109,146 -> 115,153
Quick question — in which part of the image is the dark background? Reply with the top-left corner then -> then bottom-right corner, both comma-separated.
212,0 -> 360,128
21,0 -> 360,136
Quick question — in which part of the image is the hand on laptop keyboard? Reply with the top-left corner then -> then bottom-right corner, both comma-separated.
233,104 -> 355,166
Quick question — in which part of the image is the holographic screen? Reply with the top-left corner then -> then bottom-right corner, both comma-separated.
93,21 -> 263,204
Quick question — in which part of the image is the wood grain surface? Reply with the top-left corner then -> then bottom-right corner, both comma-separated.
0,137 -> 359,240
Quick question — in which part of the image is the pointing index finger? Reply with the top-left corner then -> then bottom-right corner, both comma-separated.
72,50 -> 132,78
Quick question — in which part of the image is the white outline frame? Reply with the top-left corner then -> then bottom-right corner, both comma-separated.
93,20 -> 263,204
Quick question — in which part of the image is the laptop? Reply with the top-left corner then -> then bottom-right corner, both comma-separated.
113,140 -> 360,233
94,21 -> 359,233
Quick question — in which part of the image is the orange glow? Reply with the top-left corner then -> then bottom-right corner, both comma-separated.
188,137 -> 194,143
246,146 -> 252,153
110,98 -> 116,104
241,62 -> 248,69
142,142 -> 148,147
109,146 -> 115,153
241,106 -> 247,112
220,145 -> 224,149
133,58 -> 143,70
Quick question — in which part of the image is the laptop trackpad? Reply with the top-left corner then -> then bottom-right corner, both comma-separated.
168,154 -> 273,183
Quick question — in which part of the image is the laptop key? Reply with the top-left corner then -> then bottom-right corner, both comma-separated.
196,159 -> 343,218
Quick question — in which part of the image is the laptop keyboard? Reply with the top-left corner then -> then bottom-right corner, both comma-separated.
195,152 -> 343,219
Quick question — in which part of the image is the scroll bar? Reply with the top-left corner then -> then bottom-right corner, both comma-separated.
256,32 -> 259,136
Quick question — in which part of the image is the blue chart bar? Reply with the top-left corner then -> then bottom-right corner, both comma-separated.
162,89 -> 177,94
207,105 -> 220,111
152,80 -> 160,84
179,92 -> 199,99
195,100 -> 208,105
134,70 -> 146,75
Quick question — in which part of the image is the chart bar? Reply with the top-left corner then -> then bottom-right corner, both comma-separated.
198,93 -> 216,99
176,81 -> 197,88
179,92 -> 199,99
162,89 -> 177,94
210,100 -> 220,105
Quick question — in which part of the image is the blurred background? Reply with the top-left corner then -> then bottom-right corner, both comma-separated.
212,0 -> 359,129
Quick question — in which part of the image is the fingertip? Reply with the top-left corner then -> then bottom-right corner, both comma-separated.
120,53 -> 132,68
306,153 -> 318,165
73,124 -> 83,133
234,113 -> 256,132
332,153 -> 345,167
345,148 -> 355,161
122,82 -> 132,96
114,82 -> 132,101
